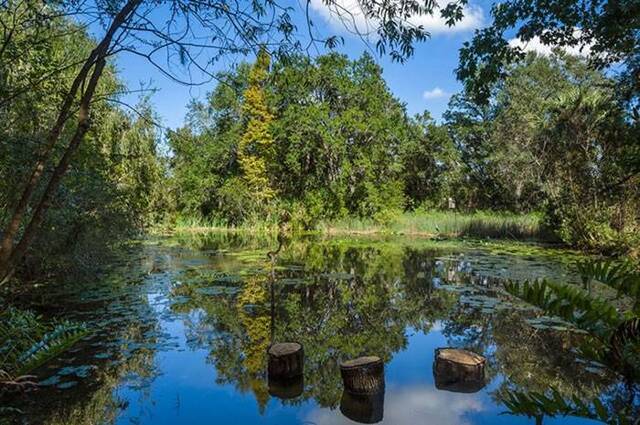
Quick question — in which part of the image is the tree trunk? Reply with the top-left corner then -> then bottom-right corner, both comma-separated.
5,58 -> 106,275
0,0 -> 141,282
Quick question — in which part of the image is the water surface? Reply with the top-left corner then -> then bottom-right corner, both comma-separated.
7,233 -> 631,424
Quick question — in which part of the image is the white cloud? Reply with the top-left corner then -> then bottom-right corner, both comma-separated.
304,385 -> 484,425
423,87 -> 449,99
308,0 -> 484,39
508,30 -> 592,57
409,5 -> 484,34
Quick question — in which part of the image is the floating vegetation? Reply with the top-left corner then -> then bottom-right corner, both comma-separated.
56,380 -> 78,390
525,316 -> 583,333
195,286 -> 241,296
459,294 -> 512,313
57,365 -> 96,379
38,375 -> 61,387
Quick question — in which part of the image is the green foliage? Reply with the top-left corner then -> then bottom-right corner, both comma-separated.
504,258 -> 640,384
319,210 -> 546,240
170,52 -> 427,226
446,53 -> 640,253
576,260 -> 640,307
501,260 -> 640,422
0,6 -> 167,280
452,0 -> 640,255
504,279 -> 623,339
501,387 -> 631,424
15,322 -> 88,375
401,112 -> 460,209
457,0 -> 640,106
0,307 -> 87,376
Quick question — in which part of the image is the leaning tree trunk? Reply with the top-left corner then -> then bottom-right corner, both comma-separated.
0,0 -> 141,283
5,59 -> 107,273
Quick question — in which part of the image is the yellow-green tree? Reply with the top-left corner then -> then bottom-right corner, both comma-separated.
238,48 -> 276,203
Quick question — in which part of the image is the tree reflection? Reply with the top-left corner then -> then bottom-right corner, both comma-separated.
168,235 -> 637,421
174,242 -> 457,409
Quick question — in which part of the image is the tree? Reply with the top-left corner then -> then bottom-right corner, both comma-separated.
169,52 -> 419,226
0,8 -> 167,279
445,52 -> 639,251
401,112 -> 460,209
0,0 -> 476,282
238,48 -> 276,205
456,0 -> 640,105
455,0 -> 640,209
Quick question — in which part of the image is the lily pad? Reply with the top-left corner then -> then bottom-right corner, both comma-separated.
56,381 -> 78,389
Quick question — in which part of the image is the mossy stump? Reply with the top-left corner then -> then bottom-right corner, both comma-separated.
340,390 -> 384,424
340,356 -> 384,395
434,348 -> 485,393
267,342 -> 304,380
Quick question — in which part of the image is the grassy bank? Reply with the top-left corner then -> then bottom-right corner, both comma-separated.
171,211 -> 551,242
318,211 -> 548,240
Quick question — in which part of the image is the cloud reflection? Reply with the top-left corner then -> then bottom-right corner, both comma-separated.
305,385 -> 484,425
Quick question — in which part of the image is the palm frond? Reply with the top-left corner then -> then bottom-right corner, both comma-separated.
501,387 -> 633,425
504,279 -> 623,339
576,259 -> 640,305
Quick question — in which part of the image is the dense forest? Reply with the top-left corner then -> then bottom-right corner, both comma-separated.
3,8 -> 638,284
168,49 -> 640,255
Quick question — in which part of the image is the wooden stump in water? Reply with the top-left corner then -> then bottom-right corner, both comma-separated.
340,356 -> 385,395
268,374 -> 304,399
340,390 -> 384,424
434,348 -> 485,393
267,342 -> 304,380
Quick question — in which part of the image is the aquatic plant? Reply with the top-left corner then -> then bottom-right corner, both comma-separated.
15,321 -> 88,375
503,279 -> 625,340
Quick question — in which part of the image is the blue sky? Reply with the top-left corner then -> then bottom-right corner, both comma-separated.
114,0 -> 498,129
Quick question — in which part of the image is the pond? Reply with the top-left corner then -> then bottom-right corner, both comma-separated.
4,233 -> 634,424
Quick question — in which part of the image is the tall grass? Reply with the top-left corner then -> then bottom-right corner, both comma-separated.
318,211 -> 551,241
171,211 -> 552,242
172,215 -> 278,233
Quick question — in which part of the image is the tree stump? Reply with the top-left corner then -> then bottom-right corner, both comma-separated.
340,356 -> 385,394
433,348 -> 486,393
267,342 -> 304,379
340,390 -> 384,424
268,374 -> 304,400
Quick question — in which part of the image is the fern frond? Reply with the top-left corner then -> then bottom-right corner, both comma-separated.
15,322 -> 88,375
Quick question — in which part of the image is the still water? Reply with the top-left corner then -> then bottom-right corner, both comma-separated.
7,233 -> 633,424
